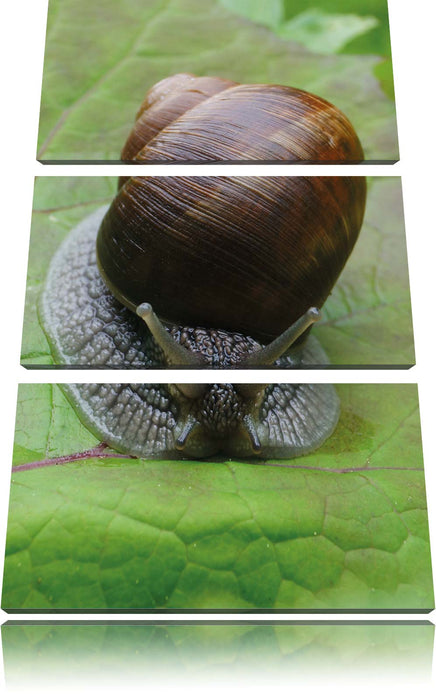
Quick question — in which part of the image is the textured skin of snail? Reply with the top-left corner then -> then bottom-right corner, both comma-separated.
40,205 -> 331,369
63,383 -> 340,459
119,73 -> 364,164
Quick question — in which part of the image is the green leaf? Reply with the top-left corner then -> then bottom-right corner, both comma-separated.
281,0 -> 392,57
374,57 -> 395,100
2,384 -> 433,611
21,176 -> 415,368
218,0 -> 284,29
277,10 -> 379,55
12,385 -> 98,465
314,177 -> 415,367
37,0 -> 398,162
2,623 -> 434,684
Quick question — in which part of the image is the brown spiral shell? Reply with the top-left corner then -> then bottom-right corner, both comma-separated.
96,176 -> 366,343
119,73 -> 364,165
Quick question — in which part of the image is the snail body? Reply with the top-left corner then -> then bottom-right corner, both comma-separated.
64,382 -> 340,459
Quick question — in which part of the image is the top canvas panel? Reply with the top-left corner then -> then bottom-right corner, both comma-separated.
36,0 -> 398,164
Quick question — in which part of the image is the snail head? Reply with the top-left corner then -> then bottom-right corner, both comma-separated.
135,304 -> 321,455
169,383 -> 266,455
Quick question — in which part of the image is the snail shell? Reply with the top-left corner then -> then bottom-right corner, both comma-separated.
63,383 -> 340,459
119,73 -> 364,164
97,176 -> 366,342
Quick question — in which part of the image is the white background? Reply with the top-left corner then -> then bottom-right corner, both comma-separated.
0,0 -> 435,697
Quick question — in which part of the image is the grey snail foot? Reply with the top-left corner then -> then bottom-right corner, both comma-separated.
62,383 -> 340,460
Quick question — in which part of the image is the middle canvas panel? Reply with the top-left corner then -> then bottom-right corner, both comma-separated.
22,175 -> 413,370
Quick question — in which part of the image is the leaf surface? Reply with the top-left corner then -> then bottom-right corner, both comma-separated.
277,11 -> 379,55
3,384 -> 433,611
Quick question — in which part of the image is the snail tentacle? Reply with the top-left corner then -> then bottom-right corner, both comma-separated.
242,414 -> 262,454
136,303 -> 204,367
241,307 -> 321,367
235,384 -> 268,399
175,384 -> 208,400
175,415 -> 200,451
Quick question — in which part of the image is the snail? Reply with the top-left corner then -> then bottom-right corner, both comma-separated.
118,73 -> 364,164
40,176 -> 366,369
37,75 -> 364,458
63,382 -> 340,459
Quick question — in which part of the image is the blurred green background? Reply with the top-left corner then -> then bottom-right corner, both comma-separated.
220,0 -> 391,56
219,0 -> 393,97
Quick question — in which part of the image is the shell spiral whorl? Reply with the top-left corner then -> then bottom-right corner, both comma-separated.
119,73 -> 364,165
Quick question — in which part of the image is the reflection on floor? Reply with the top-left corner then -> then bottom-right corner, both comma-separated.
2,622 -> 434,687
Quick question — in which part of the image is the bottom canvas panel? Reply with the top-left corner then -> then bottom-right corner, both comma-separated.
2,622 -> 434,687
2,383 -> 434,612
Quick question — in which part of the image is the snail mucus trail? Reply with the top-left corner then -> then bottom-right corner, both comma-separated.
39,74 -> 366,458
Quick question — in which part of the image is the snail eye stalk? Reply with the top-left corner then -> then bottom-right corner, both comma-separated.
235,384 -> 268,399
136,303 -> 204,367
240,307 -> 321,367
175,384 -> 208,400
243,414 -> 262,455
175,415 -> 200,451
